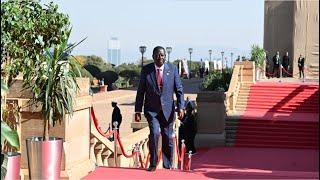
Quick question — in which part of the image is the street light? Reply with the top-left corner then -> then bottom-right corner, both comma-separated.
221,51 -> 224,71
231,52 -> 234,68
209,49 -> 212,71
166,47 -> 172,63
139,46 -> 146,67
188,48 -> 193,72
225,57 -> 228,69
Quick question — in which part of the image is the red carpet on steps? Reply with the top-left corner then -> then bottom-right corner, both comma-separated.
235,82 -> 319,149
83,147 -> 319,179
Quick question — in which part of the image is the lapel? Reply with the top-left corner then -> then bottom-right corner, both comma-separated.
149,64 -> 159,92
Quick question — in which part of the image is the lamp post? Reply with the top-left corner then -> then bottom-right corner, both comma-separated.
231,52 -> 234,68
225,57 -> 228,69
221,51 -> 224,71
188,48 -> 193,72
166,47 -> 172,63
139,46 -> 146,67
209,49 -> 212,71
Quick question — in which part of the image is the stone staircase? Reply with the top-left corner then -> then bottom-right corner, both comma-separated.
226,82 -> 252,146
234,83 -> 252,112
226,82 -> 319,149
307,63 -> 319,79
225,116 -> 241,146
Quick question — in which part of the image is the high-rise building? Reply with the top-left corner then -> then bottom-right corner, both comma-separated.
107,37 -> 121,66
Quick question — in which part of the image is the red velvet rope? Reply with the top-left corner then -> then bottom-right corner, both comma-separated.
90,107 -> 114,138
184,157 -> 191,171
257,67 -> 301,77
172,136 -> 184,161
116,133 -> 138,158
138,153 -> 146,168
138,152 -> 150,168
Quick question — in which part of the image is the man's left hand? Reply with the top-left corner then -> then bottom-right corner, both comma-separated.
177,109 -> 184,120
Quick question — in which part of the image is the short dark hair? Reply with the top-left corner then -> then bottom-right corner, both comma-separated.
153,46 -> 165,55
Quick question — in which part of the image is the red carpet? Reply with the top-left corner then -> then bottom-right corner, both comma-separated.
83,147 -> 319,179
235,82 -> 319,149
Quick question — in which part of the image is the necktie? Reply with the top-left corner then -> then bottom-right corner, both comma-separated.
156,68 -> 163,90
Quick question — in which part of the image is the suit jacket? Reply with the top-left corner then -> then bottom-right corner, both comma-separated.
112,106 -> 122,124
282,55 -> 289,67
273,55 -> 280,66
135,63 -> 185,121
298,57 -> 305,67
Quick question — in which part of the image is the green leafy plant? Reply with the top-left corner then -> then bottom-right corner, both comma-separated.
1,0 -> 70,87
1,80 -> 19,149
201,69 -> 233,91
27,30 -> 83,140
1,79 -> 20,180
251,45 -> 266,68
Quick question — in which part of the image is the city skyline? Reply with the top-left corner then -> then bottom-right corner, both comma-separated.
50,0 -> 264,64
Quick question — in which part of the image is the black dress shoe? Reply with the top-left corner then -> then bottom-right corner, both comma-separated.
147,166 -> 156,172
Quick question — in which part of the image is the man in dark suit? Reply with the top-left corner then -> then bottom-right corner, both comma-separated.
135,46 -> 185,171
298,54 -> 305,79
272,51 -> 281,78
282,52 -> 290,77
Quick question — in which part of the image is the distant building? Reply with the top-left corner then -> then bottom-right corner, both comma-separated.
264,0 -> 319,78
107,37 -> 121,66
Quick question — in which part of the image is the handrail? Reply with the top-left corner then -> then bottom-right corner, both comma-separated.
90,107 -> 113,138
90,108 -> 181,168
225,65 -> 242,113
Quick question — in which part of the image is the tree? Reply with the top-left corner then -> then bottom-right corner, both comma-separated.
86,55 -> 113,72
97,71 -> 119,90
84,64 -> 101,78
251,45 -> 266,68
1,0 -> 70,87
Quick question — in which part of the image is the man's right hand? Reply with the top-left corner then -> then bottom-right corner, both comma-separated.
135,112 -> 141,122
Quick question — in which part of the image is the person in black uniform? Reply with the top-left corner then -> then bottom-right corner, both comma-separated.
111,101 -> 122,132
298,54 -> 305,79
179,99 -> 197,154
282,52 -> 290,77
272,51 -> 281,78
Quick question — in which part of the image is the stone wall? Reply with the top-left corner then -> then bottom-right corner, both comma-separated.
7,78 -> 94,179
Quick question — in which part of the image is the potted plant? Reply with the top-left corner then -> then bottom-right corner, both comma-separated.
1,79 -> 21,180
251,45 -> 266,81
24,29 -> 83,179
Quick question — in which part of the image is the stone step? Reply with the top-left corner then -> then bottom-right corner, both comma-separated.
236,101 -> 248,105
309,64 -> 319,68
237,97 -> 249,101
235,104 -> 247,108
239,89 -> 250,93
238,92 -> 250,96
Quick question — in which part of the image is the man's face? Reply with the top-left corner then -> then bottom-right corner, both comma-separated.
286,52 -> 289,56
153,49 -> 166,66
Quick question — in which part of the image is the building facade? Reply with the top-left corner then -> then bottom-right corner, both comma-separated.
107,37 -> 121,66
264,0 -> 319,78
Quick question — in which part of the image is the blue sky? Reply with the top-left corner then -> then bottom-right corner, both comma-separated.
50,0 -> 264,64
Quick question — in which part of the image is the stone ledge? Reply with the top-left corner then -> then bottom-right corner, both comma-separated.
195,133 -> 226,148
